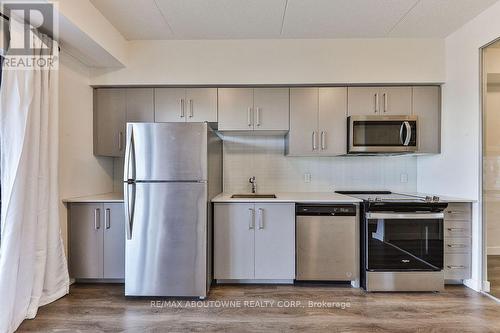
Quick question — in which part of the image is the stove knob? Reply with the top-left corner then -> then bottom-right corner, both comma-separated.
433,196 -> 440,202
425,196 -> 433,202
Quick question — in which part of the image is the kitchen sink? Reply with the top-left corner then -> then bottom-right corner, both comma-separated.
231,194 -> 277,199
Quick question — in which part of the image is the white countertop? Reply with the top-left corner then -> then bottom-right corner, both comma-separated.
63,192 -> 124,203
212,192 -> 363,203
62,191 -> 475,204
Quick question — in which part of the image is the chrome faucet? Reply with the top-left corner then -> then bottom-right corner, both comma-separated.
249,176 -> 257,194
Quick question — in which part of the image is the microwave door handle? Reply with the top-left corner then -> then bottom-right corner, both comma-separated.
399,122 -> 405,145
404,121 -> 411,146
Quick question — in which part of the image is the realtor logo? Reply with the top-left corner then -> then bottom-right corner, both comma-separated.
1,1 -> 58,70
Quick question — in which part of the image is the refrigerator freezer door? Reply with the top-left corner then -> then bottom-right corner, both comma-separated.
125,181 -> 207,297
124,122 -> 208,182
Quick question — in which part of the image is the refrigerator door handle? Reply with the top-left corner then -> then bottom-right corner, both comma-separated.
124,125 -> 136,181
125,182 -> 136,240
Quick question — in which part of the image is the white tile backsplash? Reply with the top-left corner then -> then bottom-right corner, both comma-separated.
222,135 -> 417,194
111,134 -> 418,194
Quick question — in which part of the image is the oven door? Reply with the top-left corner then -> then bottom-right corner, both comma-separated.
348,116 -> 418,153
365,212 -> 443,271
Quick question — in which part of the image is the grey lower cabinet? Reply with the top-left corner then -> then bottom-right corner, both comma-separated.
214,203 -> 295,280
155,88 -> 217,123
444,203 -> 472,281
413,86 -> 441,154
218,88 -> 289,132
286,87 -> 347,156
69,203 -> 125,280
347,86 -> 412,116
94,88 -> 154,157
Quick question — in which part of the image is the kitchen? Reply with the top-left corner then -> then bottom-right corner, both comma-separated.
0,0 -> 499,332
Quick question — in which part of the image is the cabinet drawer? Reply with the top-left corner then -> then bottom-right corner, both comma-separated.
444,254 -> 471,280
444,238 -> 470,254
444,203 -> 471,221
444,221 -> 471,238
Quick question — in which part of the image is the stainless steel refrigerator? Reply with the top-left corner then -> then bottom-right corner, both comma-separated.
123,122 -> 222,297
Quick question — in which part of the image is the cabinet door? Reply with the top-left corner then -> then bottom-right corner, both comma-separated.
413,86 -> 440,153
253,88 -> 289,131
94,88 -> 126,157
185,88 -> 218,123
214,204 -> 255,279
217,88 -> 254,131
154,88 -> 186,122
254,204 -> 295,279
318,87 -> 347,156
347,87 -> 380,116
287,88 -> 319,156
103,203 -> 125,279
126,88 -> 154,122
379,87 -> 412,115
69,203 -> 104,279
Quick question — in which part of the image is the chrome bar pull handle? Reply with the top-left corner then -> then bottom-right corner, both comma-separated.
383,93 -> 387,113
118,131 -> 123,151
94,208 -> 101,230
189,99 -> 193,118
374,93 -> 379,113
247,107 -> 253,127
248,208 -> 255,230
105,208 -> 111,229
312,131 -> 318,151
255,107 -> 261,127
320,131 -> 326,150
180,99 -> 185,118
258,208 -> 264,229
447,265 -> 466,269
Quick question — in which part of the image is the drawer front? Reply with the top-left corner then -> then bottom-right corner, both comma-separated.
444,238 -> 470,254
444,203 -> 471,221
444,254 -> 471,280
444,221 -> 471,238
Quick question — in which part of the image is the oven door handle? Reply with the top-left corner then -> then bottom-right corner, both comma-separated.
366,213 -> 444,219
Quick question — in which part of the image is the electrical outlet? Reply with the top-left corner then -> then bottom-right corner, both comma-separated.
304,173 -> 312,183
400,173 -> 408,183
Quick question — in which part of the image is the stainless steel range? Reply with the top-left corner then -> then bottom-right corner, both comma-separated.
336,191 -> 448,292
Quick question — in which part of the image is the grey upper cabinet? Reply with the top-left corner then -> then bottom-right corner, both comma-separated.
125,88 -> 154,122
185,88 -> 218,122
94,88 -> 154,157
287,88 -> 319,156
94,88 -> 126,157
155,88 -> 217,123
318,88 -> 347,156
69,203 -> 104,279
154,88 -> 186,122
69,202 -> 125,280
218,88 -> 289,131
287,87 -> 347,156
253,88 -> 289,131
348,87 -> 411,116
413,86 -> 441,154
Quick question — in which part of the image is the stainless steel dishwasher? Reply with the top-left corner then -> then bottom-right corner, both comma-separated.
296,204 -> 357,281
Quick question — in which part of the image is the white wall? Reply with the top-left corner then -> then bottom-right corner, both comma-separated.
59,52 -> 114,250
223,135 -> 416,194
90,38 -> 445,85
416,0 -> 500,291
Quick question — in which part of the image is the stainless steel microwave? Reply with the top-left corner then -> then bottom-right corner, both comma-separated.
348,115 -> 418,154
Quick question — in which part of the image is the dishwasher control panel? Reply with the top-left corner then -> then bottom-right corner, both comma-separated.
296,205 -> 356,216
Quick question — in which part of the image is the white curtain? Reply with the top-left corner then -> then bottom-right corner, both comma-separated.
0,19 -> 69,333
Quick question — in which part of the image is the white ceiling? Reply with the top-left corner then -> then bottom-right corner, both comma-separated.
90,0 -> 499,40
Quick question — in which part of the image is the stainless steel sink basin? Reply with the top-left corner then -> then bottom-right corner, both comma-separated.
231,194 -> 277,199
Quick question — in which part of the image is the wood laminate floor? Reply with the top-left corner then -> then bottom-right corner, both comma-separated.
488,255 -> 500,299
17,283 -> 500,333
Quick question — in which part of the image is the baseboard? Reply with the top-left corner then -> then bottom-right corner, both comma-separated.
464,278 -> 482,292
487,246 -> 500,255
216,279 -> 294,284
483,280 -> 491,292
